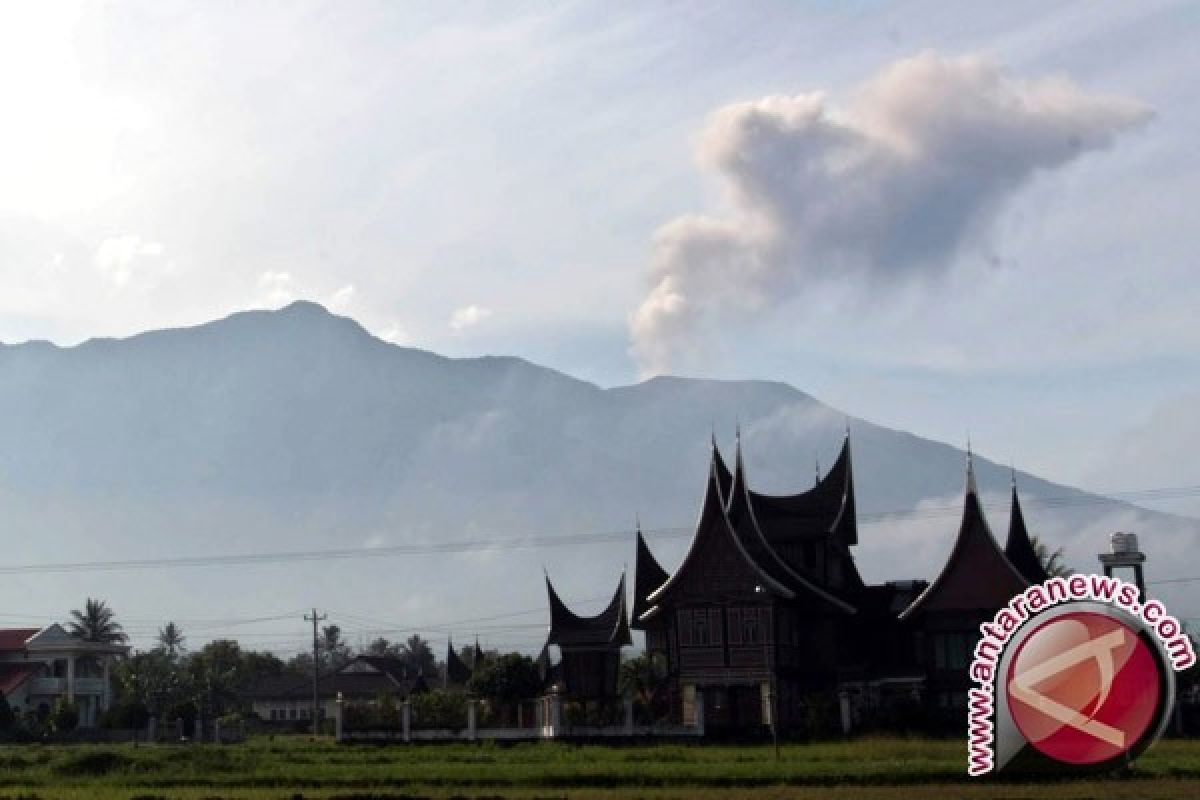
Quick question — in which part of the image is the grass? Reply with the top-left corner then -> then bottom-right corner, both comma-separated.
0,736 -> 1193,799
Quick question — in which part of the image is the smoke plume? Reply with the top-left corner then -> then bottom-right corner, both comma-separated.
630,52 -> 1151,375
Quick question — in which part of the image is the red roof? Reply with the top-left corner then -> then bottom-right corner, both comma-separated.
0,629 -> 40,653
0,663 -> 39,694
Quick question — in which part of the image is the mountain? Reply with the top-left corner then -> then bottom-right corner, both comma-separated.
0,302 -> 1193,653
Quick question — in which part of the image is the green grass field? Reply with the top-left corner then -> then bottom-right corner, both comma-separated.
0,736 -> 1196,799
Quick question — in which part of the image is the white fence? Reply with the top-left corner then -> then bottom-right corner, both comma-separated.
336,693 -> 705,743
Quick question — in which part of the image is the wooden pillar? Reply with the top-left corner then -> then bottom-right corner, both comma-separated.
467,700 -> 477,741
102,657 -> 111,712
66,656 -> 75,704
401,701 -> 411,743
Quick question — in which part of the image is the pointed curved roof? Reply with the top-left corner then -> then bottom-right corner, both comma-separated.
747,434 -> 858,547
899,460 -> 1028,620
1005,482 -> 1048,585
631,528 -> 669,629
546,571 -> 632,648
445,638 -> 472,685
726,441 -> 856,614
645,446 -> 793,615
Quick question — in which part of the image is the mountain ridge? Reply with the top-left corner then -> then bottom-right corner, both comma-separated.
0,301 -> 1193,650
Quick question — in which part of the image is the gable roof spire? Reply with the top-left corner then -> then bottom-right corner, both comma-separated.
965,439 -> 978,497
631,525 -> 670,629
1004,475 -> 1049,584
545,570 -> 632,648
899,451 -> 1028,620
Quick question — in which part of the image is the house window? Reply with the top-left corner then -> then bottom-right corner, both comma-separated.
934,632 -> 972,669
742,610 -> 760,645
677,610 -> 692,646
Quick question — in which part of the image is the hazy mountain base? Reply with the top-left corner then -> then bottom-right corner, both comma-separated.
0,302 -> 1194,652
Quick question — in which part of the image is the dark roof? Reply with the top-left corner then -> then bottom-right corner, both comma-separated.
243,656 -> 427,701
1004,483 -> 1049,585
445,640 -> 472,686
899,462 -> 1028,620
546,572 -> 632,649
726,440 -> 855,614
536,641 -> 559,689
645,447 -> 793,617
631,528 -> 669,629
748,435 -> 859,549
0,629 -> 39,653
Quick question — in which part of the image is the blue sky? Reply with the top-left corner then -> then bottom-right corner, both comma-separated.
0,0 -> 1197,514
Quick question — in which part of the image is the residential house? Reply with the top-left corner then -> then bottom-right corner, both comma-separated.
0,624 -> 128,727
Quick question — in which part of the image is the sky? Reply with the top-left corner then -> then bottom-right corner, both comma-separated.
0,3 -> 1197,538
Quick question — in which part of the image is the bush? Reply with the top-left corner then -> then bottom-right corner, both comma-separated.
411,689 -> 467,730
0,694 -> 13,732
99,700 -> 150,730
48,699 -> 79,734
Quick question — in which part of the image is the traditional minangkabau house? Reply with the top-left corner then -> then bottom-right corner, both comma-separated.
897,459 -> 1032,717
629,433 -> 1046,734
540,572 -> 632,701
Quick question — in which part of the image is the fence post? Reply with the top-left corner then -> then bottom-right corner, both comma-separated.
147,716 -> 156,742
467,699 -> 477,741
402,701 -> 411,743
214,718 -> 222,744
694,691 -> 705,737
335,692 -> 344,742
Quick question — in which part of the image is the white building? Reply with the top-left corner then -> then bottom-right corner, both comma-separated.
0,625 -> 128,728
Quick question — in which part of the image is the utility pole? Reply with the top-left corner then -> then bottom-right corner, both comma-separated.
305,609 -> 327,737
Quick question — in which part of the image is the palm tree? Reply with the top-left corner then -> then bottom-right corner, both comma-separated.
68,598 -> 128,644
157,621 -> 185,658
1030,534 -> 1072,577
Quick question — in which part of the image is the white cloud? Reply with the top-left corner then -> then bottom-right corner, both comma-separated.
94,235 -> 166,289
257,271 -> 295,307
450,304 -> 493,332
377,323 -> 412,346
630,52 -> 1152,376
328,284 -> 356,312
1088,392 -> 1200,517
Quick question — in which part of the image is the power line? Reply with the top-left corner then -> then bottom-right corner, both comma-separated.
0,483 -> 1193,577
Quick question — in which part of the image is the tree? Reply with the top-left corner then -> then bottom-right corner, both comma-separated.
467,653 -> 540,707
366,637 -> 402,658
1030,534 -> 1072,577
68,598 -> 128,643
157,622 -> 186,659
116,649 -> 191,718
321,625 -> 353,670
620,653 -> 670,723
619,653 -> 667,705
187,639 -> 246,717
402,634 -> 436,677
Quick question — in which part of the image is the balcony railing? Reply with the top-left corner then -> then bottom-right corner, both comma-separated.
28,677 -> 107,695
74,678 -> 107,694
29,677 -> 65,694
